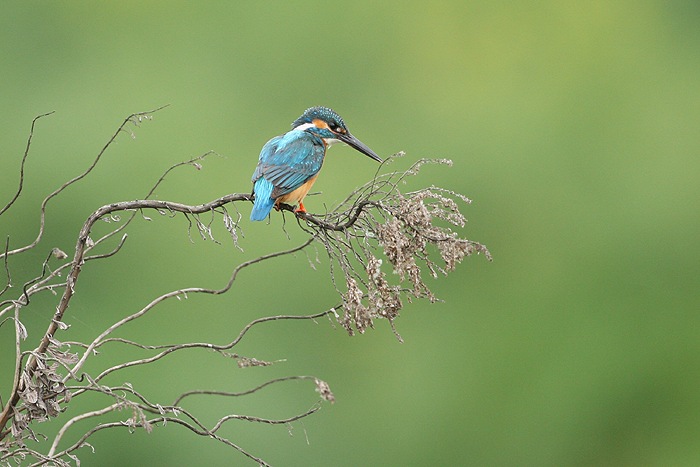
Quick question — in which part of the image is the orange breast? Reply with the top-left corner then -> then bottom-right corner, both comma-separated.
276,175 -> 318,206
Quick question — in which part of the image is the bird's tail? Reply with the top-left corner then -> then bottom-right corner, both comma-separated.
250,178 -> 276,221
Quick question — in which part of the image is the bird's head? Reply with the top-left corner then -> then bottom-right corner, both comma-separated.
292,106 -> 383,163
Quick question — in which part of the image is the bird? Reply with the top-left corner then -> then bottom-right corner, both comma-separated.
250,106 -> 382,221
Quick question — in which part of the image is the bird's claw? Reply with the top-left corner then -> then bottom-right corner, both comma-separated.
293,201 -> 307,215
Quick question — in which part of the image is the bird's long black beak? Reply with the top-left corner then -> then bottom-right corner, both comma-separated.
338,132 -> 383,163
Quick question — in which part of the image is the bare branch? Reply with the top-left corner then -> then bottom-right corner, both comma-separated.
1,106 -> 168,261
48,403 -> 122,456
1,110 -> 488,466
46,416 -> 272,467
173,375 -> 319,405
68,239 -> 317,383
0,111 -> 55,217
44,384 -> 323,466
0,237 -> 11,297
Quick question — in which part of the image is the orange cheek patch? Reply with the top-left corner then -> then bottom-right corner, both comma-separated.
313,119 -> 329,130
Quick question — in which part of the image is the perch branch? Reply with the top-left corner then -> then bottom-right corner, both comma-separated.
0,190 -> 370,436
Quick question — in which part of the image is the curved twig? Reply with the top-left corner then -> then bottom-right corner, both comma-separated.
0,111 -> 55,217
68,239 -> 316,383
0,106 -> 168,261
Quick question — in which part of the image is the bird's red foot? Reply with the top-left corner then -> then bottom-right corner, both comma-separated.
294,201 -> 307,214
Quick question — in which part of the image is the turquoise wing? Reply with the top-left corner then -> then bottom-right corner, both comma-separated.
252,131 -> 325,199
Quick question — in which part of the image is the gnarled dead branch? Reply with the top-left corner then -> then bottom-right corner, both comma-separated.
0,108 -> 488,465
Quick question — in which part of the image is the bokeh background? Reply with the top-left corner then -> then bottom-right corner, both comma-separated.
2,2 -> 700,465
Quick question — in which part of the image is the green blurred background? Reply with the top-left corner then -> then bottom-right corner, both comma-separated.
2,1 -> 700,465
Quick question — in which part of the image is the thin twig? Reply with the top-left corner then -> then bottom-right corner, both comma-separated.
0,111 -> 55,216
68,239 -> 316,383
173,375 -> 319,405
0,237 -> 11,297
47,403 -> 122,456
1,106 -> 168,261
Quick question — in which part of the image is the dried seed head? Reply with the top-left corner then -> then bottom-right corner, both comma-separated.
310,155 -> 490,338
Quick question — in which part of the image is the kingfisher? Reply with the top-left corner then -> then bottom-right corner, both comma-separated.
250,106 -> 382,221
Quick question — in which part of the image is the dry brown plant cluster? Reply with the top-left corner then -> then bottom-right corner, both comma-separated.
0,108 -> 489,466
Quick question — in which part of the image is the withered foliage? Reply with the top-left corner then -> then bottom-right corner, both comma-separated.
297,155 -> 491,340
0,110 -> 488,466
